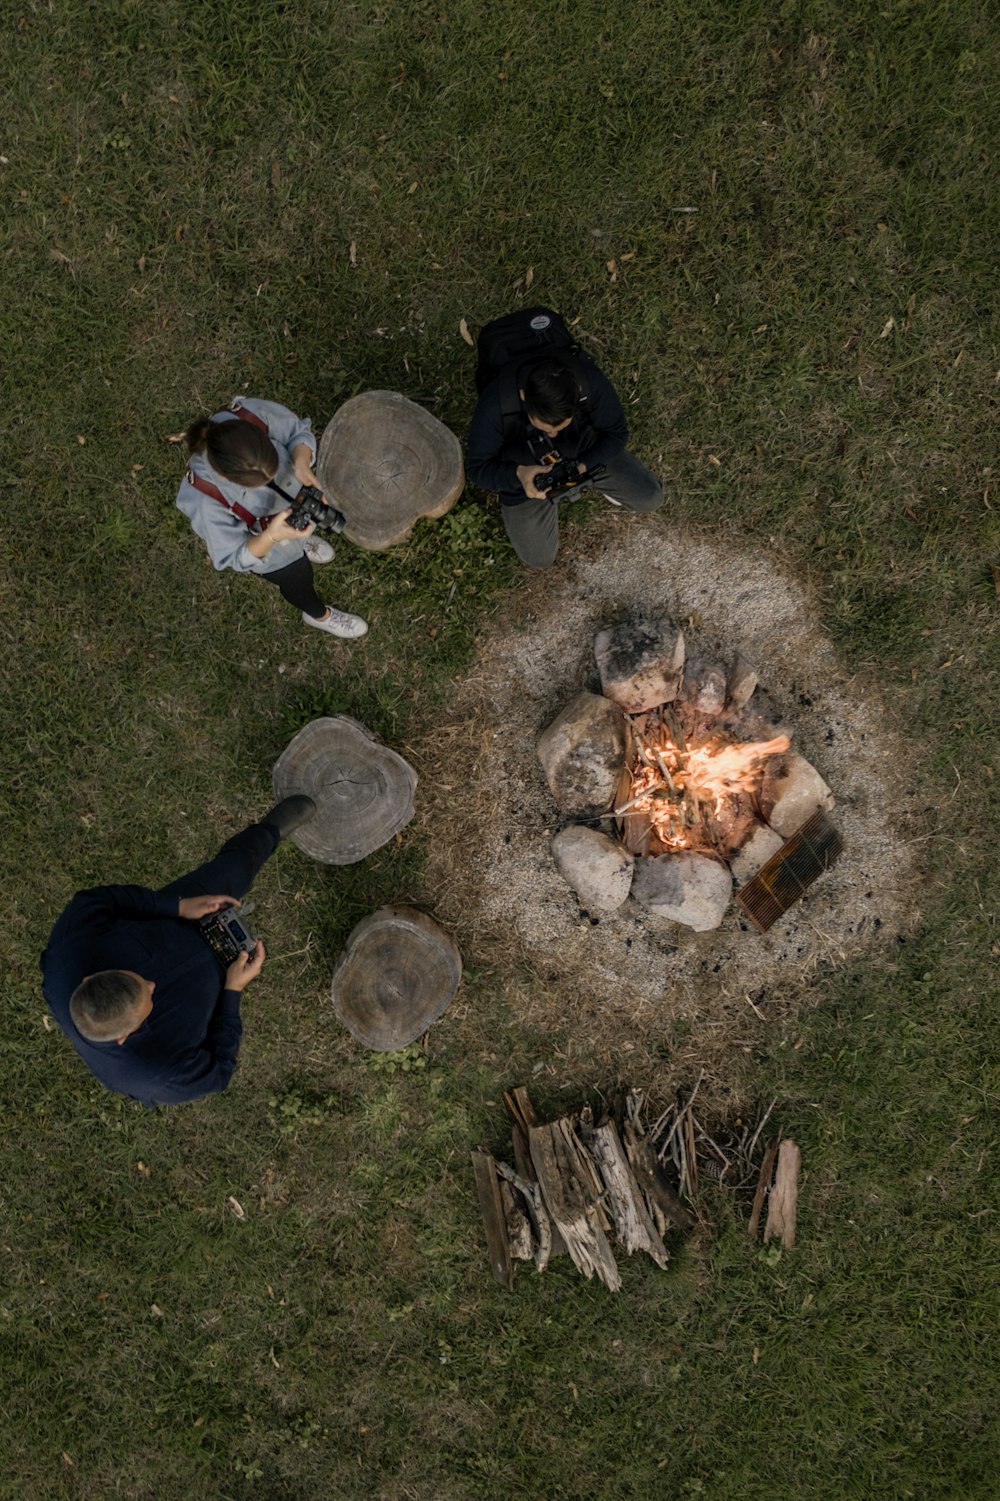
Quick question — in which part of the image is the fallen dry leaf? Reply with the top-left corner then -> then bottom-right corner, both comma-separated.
459,318 -> 474,346
349,240 -> 357,266
879,316 -> 895,338
525,265 -> 534,289
606,259 -> 618,282
227,1195 -> 246,1221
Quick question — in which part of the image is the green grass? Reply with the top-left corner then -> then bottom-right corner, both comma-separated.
2,1 -> 999,1497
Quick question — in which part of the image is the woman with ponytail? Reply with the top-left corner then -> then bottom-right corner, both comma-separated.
177,396 -> 367,640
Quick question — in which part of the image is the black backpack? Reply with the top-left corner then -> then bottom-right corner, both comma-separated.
474,306 -> 594,443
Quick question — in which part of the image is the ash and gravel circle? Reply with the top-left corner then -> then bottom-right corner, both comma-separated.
415,522 -> 924,1046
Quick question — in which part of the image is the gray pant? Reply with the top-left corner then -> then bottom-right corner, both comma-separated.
501,449 -> 663,569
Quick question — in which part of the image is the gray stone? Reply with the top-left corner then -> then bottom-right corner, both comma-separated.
551,825 -> 635,913
594,618 -> 685,712
726,655 -> 759,713
730,823 -> 785,885
760,753 -> 835,837
630,852 -> 733,931
537,692 -> 628,816
682,648 -> 728,718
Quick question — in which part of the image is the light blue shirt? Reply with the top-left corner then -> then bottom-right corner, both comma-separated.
176,396 -> 317,575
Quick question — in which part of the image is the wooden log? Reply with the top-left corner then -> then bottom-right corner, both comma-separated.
623,1123 -> 698,1233
272,715 -> 416,865
316,390 -> 464,551
528,1120 -> 622,1291
501,1092 -> 564,1266
470,1151 -> 513,1290
763,1139 -> 801,1249
590,1121 -> 670,1269
747,1137 -> 779,1238
498,1177 -> 534,1262
330,906 -> 461,1050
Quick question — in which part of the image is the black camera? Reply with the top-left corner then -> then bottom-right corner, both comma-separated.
199,905 -> 258,966
287,484 -> 347,534
536,459 -> 607,497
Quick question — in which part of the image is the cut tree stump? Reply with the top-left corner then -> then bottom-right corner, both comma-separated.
272,716 -> 416,865
330,905 -> 462,1050
316,390 -> 464,551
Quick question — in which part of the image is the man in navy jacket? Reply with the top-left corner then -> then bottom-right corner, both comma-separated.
467,355 -> 663,569
41,798 -> 314,1107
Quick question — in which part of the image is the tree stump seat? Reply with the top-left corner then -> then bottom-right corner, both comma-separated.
331,906 -> 463,1049
272,716 -> 417,865
316,390 -> 464,551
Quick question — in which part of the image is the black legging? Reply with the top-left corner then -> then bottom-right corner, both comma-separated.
259,556 -> 326,618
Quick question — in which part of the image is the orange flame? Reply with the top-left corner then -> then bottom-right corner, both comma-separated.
619,732 -> 790,851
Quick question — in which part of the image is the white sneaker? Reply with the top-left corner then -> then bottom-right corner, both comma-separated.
302,536 -> 335,564
303,606 -> 369,640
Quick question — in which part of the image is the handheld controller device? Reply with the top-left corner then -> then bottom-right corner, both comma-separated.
198,905 -> 258,965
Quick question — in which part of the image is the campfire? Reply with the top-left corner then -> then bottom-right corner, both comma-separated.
617,707 -> 790,860
536,617 -> 840,932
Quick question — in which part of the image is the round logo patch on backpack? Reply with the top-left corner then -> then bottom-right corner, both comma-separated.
529,314 -> 551,331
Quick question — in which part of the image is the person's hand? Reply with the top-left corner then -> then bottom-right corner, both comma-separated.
267,507 -> 315,543
291,444 -> 319,489
516,463 -> 553,500
225,939 -> 265,992
178,894 -> 238,921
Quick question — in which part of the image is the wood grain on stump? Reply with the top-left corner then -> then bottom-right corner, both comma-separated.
272,716 -> 416,865
331,905 -> 462,1050
316,390 -> 464,551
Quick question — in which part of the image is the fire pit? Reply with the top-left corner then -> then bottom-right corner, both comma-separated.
416,528 -> 920,1034
537,618 -> 840,933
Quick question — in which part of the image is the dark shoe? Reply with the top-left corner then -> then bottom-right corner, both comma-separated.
262,795 -> 316,838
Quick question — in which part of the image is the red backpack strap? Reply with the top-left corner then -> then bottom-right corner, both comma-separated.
185,468 -> 270,531
227,399 -> 269,433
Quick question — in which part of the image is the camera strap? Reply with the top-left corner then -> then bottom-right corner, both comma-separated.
184,469 -> 271,531
185,402 -> 282,529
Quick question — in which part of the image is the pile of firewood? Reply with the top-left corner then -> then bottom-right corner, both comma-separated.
472,1081 -> 800,1292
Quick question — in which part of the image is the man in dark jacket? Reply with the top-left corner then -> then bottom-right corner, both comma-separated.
41,797 -> 314,1107
467,355 -> 663,568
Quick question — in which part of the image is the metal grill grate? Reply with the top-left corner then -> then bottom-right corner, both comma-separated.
735,809 -> 843,932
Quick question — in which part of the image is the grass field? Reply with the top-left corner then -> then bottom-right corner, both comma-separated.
2,1 -> 999,1497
